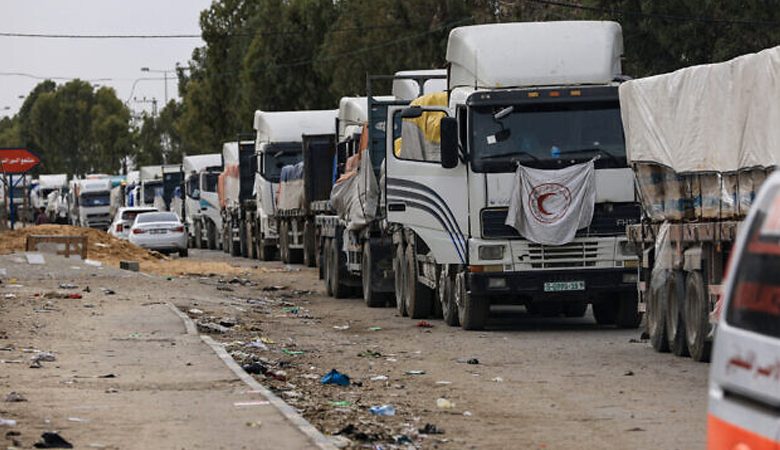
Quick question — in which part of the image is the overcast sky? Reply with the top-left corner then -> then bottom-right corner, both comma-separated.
0,0 -> 214,118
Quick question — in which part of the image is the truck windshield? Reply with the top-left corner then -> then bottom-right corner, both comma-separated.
143,181 -> 162,204
203,172 -> 219,193
80,192 -> 110,207
470,101 -> 626,172
726,186 -> 780,339
261,143 -> 301,183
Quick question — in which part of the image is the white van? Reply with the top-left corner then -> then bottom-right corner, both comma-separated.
709,171 -> 780,449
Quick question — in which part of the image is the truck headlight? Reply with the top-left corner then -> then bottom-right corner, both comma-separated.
478,245 -> 505,260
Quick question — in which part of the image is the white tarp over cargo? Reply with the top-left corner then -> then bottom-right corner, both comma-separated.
620,46 -> 780,172
506,160 -> 596,245
447,21 -> 622,90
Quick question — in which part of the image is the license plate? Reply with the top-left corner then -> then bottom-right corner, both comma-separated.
150,229 -> 167,235
544,281 -> 585,292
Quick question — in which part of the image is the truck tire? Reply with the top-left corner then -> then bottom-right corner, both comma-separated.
207,221 -> 217,250
616,292 -> 642,328
363,240 -> 387,308
329,236 -> 350,299
455,271 -> 488,330
593,299 -> 617,325
247,222 -> 257,259
303,220 -> 316,268
684,271 -> 711,362
193,220 -> 202,249
323,237 -> 333,296
665,270 -> 689,357
647,270 -> 670,353
317,236 -> 325,280
394,244 -> 407,316
404,244 -> 432,319
438,267 -> 459,326
239,221 -> 249,258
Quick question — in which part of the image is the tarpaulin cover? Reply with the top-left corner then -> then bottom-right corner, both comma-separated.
277,162 -> 305,210
620,46 -> 780,172
330,125 -> 379,231
506,160 -> 596,245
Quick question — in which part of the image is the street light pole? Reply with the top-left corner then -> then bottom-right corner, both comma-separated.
140,67 -> 172,105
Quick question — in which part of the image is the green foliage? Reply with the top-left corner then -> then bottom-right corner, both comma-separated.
0,117 -> 21,148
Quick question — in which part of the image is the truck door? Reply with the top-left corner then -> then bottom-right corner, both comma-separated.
385,105 -> 469,265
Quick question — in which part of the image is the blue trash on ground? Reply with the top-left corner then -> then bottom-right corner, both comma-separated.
321,369 -> 350,386
369,405 -> 396,416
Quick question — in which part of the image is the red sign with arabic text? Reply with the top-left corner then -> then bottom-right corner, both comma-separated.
0,148 -> 40,174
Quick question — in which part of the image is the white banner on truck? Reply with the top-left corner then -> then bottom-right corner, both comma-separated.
505,160 -> 596,245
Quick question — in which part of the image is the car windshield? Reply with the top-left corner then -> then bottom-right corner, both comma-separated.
136,212 -> 178,224
726,186 -> 780,339
261,143 -> 301,183
122,209 -> 156,221
470,101 -> 626,172
80,192 -> 110,206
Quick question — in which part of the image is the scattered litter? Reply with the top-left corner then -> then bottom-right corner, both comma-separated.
626,427 -> 645,432
456,357 -> 480,365
492,377 -> 504,383
395,435 -> 413,444
4,392 -> 27,402
196,321 -> 229,334
59,283 -> 78,289
33,431 -> 73,448
3,293 -> 16,299
333,325 -> 350,330
262,285 -> 287,291
416,320 -> 434,328
219,317 -> 238,328
188,308 -> 204,315
105,387 -> 119,394
624,370 -> 635,376
463,411 -> 473,417
419,423 -> 444,435
370,375 -> 389,382
358,349 -> 382,358
66,293 -> 83,299
83,286 -> 91,293
30,352 -> 56,368
436,398 -> 455,409
84,259 -> 102,267
281,349 -> 304,356
331,435 -> 352,448
100,288 -> 115,295
97,373 -> 116,378
260,337 -> 275,344
246,420 -> 263,428
435,381 -> 452,385
216,285 -> 234,292
331,400 -> 352,407
6,284 -> 23,288
321,369 -> 351,386
0,418 -> 17,427
0,268 -> 6,276
67,417 -> 89,423
282,390 -> 302,399
234,400 -> 271,407
26,253 -> 46,265
369,404 -> 396,416
94,243 -> 109,248
245,340 -> 269,351
405,370 -> 425,376
368,326 -> 382,331
282,306 -> 300,314
242,362 -> 269,375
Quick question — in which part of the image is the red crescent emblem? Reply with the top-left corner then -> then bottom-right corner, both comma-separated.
536,192 -> 556,216
527,183 -> 572,224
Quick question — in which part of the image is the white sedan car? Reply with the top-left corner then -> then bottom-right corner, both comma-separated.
109,207 -> 158,240
128,211 -> 188,257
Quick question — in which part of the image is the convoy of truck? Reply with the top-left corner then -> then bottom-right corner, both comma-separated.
183,153 -> 222,249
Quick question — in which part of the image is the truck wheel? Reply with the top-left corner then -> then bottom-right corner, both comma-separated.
455,271 -> 488,330
247,222 -> 257,259
438,267 -> 459,326
394,244 -> 407,316
363,240 -> 387,308
647,270 -> 670,352
684,271 -> 711,362
323,238 -> 333,296
616,292 -> 642,328
193,221 -> 202,249
303,220 -> 316,267
330,236 -> 350,298
317,237 -> 325,280
564,302 -> 588,318
404,244 -> 432,319
207,221 -> 217,250
239,221 -> 249,258
592,299 -> 617,325
665,271 -> 689,357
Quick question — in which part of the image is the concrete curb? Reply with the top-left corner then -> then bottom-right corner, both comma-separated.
166,303 -> 336,450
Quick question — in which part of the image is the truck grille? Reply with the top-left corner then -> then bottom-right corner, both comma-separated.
481,203 -> 639,239
527,241 -> 600,269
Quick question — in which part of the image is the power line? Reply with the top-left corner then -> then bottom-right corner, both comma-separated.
521,0 -> 780,26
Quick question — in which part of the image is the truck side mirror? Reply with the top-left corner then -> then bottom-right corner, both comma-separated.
440,117 -> 459,169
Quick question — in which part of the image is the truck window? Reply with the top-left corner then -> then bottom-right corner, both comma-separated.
470,100 -> 626,172
202,172 -> 219,193
260,143 -> 301,183
186,175 -> 199,198
726,186 -> 780,339
80,192 -> 110,207
395,109 -> 446,163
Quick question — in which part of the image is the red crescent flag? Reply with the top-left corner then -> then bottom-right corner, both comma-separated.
0,148 -> 41,174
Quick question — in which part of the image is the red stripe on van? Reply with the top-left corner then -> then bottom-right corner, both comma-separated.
708,414 -> 777,450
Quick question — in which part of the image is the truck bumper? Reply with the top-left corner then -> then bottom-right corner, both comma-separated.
469,267 -> 637,300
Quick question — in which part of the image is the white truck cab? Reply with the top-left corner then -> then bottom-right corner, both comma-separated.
183,153 -> 222,249
708,171 -> 780,449
73,177 -> 112,229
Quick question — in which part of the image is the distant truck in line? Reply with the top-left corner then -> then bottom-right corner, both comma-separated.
182,153 -> 223,249
69,177 -> 112,229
